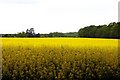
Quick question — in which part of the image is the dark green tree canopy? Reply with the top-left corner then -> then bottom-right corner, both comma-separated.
78,22 -> 120,39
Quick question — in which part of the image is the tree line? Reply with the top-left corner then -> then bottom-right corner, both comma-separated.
2,28 -> 77,38
78,22 -> 120,39
2,22 -> 120,39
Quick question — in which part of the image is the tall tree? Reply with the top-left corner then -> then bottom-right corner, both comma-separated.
26,28 -> 35,37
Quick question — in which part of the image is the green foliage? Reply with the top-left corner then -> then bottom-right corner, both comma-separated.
64,32 -> 78,37
78,22 -> 120,39
2,22 -> 120,38
48,32 -> 64,37
16,31 -> 26,37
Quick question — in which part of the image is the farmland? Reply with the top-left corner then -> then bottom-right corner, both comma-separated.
1,38 -> 120,79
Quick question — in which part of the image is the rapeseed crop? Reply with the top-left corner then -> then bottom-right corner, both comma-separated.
1,38 -> 120,80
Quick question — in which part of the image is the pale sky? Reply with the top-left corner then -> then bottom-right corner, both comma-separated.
0,0 -> 119,34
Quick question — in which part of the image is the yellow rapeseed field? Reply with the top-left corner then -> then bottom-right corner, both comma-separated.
1,38 -> 120,79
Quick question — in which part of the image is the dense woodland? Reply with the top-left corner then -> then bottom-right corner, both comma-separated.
2,22 -> 120,39
78,22 -> 120,39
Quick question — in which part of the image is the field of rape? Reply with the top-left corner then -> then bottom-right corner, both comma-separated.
1,38 -> 120,80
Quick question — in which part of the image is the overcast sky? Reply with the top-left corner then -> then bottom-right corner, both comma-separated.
0,0 -> 119,34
